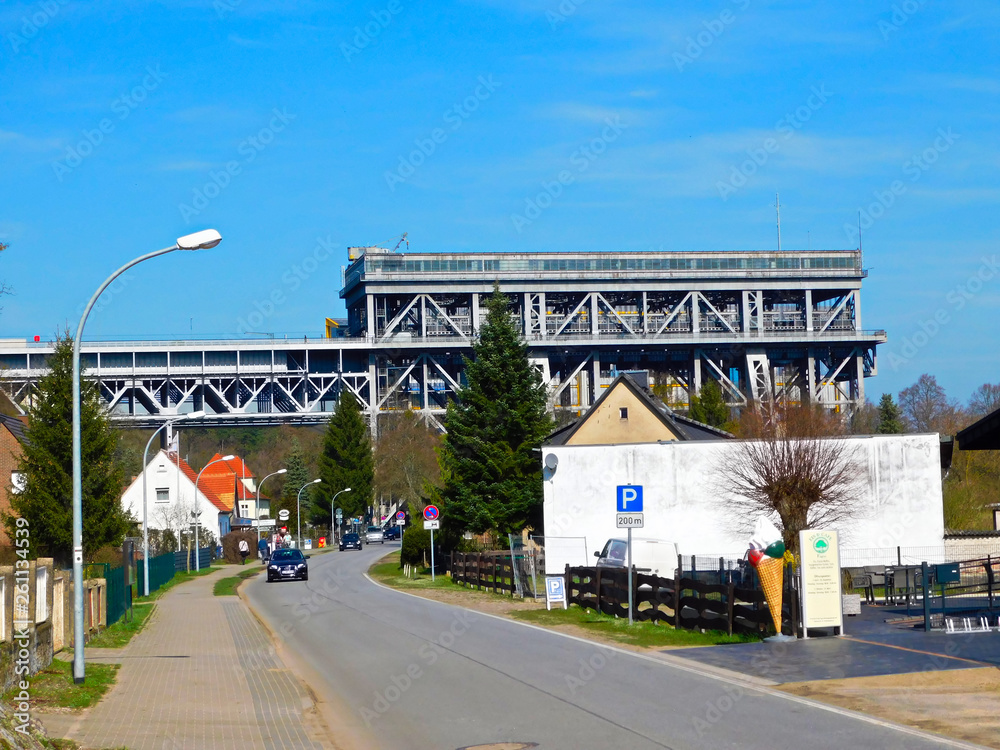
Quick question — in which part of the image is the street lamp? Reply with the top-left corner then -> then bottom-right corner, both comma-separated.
193,453 -> 235,571
141,411 -> 205,596
256,468 -> 287,543
331,487 -> 351,544
297,479 -> 322,549
72,229 -> 221,684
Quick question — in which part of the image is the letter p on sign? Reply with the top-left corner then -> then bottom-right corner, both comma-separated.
617,485 -> 643,512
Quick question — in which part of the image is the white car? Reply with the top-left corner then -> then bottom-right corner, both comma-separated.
365,526 -> 385,544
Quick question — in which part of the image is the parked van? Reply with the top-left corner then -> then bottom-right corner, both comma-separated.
594,537 -> 678,577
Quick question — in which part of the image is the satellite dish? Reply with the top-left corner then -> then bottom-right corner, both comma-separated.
544,453 -> 559,470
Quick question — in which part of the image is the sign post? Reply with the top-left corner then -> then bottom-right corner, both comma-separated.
616,485 -> 643,626
799,529 -> 844,638
423,505 -> 440,581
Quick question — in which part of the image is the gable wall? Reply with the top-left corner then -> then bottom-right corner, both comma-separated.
567,385 -> 679,446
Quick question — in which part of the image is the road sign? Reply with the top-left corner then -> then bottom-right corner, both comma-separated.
423,505 -> 440,521
252,519 -> 276,527
278,509 -> 290,521
335,509 -> 343,518
616,513 -> 644,529
396,510 -> 406,521
616,485 -> 643,512
423,520 -> 440,530
397,519 -> 406,527
545,576 -> 567,611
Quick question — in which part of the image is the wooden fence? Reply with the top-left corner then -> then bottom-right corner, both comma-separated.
451,551 -> 517,596
565,566 -> 800,636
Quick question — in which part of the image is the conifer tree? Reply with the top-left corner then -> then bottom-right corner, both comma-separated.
314,390 -> 373,524
440,285 -> 553,535
276,437 -> 310,523
876,393 -> 905,434
3,333 -> 131,563
688,379 -> 730,428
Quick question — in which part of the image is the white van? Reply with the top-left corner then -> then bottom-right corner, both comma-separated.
594,537 -> 678,577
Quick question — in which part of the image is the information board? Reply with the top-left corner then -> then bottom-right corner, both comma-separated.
799,529 -> 844,635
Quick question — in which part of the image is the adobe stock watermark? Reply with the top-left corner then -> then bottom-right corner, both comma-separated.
13,518 -> 31,735
547,0 -> 589,29
384,75 -> 501,192
214,0 -> 244,19
843,127 -> 959,243
341,0 -> 404,63
178,107 -> 295,223
886,254 -> 998,371
878,0 -> 927,41
5,0 -> 69,55
73,272 -> 135,320
674,0 -> 752,72
564,644 -> 619,694
359,610 -> 475,726
510,115 -> 627,233
51,66 -> 167,183
716,84 -> 831,200
235,235 -> 336,335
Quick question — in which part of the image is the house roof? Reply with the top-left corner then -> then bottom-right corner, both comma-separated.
956,406 -> 1000,450
208,453 -> 255,479
163,451 -> 230,513
545,373 -> 733,446
0,414 -> 28,445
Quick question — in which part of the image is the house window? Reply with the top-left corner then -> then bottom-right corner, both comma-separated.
10,472 -> 25,494
155,488 -> 169,503
619,407 -> 629,420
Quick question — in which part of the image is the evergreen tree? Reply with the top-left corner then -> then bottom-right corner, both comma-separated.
687,379 -> 729,428
314,390 -> 374,525
3,333 -> 131,564
276,437 -> 310,523
876,393 -> 905,434
440,285 -> 553,535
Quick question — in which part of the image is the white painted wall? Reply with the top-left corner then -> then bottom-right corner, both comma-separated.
120,450 -> 223,542
543,433 -> 945,573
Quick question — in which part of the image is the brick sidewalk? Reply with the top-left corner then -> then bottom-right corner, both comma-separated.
38,565 -> 329,750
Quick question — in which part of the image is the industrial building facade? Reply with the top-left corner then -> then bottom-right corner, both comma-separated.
0,247 -> 883,428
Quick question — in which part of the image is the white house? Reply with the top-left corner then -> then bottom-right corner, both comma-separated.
541,375 -> 946,573
120,450 -> 232,543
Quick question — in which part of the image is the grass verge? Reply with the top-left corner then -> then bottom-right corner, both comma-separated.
371,551 -> 759,649
214,566 -> 261,596
508,607 -> 758,648
4,658 -> 118,710
87,602 -> 155,649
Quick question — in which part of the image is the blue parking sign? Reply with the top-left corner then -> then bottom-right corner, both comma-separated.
617,485 -> 643,512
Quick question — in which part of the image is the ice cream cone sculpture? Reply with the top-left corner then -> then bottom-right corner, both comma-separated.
756,556 -> 784,634
747,518 -> 786,635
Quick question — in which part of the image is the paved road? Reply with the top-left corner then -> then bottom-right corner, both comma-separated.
244,546 -> 982,750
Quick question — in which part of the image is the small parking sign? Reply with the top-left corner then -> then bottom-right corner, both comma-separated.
545,576 -> 567,610
617,485 -> 643,512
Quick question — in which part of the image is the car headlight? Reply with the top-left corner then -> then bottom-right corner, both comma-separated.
297,563 -> 306,569
268,564 -> 278,569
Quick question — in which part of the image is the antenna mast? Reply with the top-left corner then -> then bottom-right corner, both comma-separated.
775,193 -> 782,253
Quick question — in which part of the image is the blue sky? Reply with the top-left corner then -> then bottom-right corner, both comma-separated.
1,0 -> 997,405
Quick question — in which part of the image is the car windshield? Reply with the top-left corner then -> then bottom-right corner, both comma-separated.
272,550 -> 304,562
343,533 -> 359,541
602,540 -> 627,562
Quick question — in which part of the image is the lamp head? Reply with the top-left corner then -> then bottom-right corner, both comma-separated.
222,454 -> 236,461
312,478 -> 322,485
176,229 -> 222,250
344,487 -> 352,492
276,469 -> 288,475
183,410 -> 206,420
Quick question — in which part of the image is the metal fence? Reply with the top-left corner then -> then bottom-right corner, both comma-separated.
137,551 -> 176,597
173,547 -> 212,573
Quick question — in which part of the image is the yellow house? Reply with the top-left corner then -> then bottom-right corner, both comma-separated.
546,373 -> 732,447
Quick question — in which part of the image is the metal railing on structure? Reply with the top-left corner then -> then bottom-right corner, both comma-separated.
137,551 -> 176,597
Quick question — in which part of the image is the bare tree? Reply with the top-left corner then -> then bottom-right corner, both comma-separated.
899,374 -> 959,433
720,404 -> 865,554
968,382 -> 1000,419
374,410 -> 442,510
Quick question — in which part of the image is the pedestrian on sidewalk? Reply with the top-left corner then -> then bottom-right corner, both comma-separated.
238,538 -> 250,565
258,535 -> 270,563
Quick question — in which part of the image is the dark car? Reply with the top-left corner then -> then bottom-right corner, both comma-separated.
340,532 -> 362,551
383,525 -> 401,541
267,548 -> 308,582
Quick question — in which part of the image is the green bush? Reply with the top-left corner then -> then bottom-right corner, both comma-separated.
400,524 -> 431,567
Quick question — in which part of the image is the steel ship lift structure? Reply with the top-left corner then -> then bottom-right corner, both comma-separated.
0,247 -> 884,430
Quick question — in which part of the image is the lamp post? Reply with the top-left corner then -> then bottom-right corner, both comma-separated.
193,454 -> 235,571
141,411 -> 205,596
256,469 -> 287,543
297,479 -> 322,549
331,487 -> 351,545
72,229 -> 221,684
